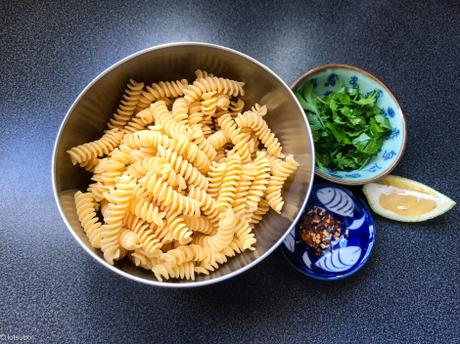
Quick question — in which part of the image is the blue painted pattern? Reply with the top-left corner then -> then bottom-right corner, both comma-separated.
389,128 -> 400,139
349,76 -> 358,89
366,163 -> 381,173
345,173 -> 361,178
382,150 -> 397,160
387,107 -> 395,117
325,73 -> 338,87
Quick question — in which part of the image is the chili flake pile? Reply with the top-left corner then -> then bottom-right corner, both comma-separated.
300,206 -> 343,255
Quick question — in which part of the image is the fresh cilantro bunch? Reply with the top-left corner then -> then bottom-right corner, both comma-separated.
296,81 -> 391,171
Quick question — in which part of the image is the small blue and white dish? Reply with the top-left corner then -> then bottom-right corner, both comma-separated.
291,64 -> 407,185
282,183 -> 375,281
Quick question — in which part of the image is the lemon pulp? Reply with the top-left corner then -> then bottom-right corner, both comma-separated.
378,188 -> 437,217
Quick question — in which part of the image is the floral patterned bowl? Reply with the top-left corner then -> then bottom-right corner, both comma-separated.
292,64 -> 407,185
282,184 -> 376,281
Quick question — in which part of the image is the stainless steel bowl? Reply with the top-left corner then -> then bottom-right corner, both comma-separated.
52,42 -> 315,287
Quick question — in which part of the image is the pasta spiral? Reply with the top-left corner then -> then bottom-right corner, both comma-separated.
231,163 -> 256,216
108,79 -> 144,129
216,153 -> 242,211
87,182 -> 107,201
206,130 -> 229,150
141,171 -> 201,217
157,146 -> 208,190
137,79 -> 188,111
172,134 -> 211,174
183,76 -> 245,103
125,128 -> 210,175
120,229 -> 140,250
207,161 -> 227,198
126,156 -> 165,179
205,208 -> 238,252
152,262 -> 195,282
131,197 -> 165,226
183,215 -> 216,235
104,145 -> 135,172
123,129 -> 171,151
163,165 -> 187,191
67,128 -> 124,165
135,227 -> 163,257
235,111 -> 282,157
265,154 -> 299,213
195,248 -> 232,274
160,244 -> 208,266
250,103 -> 268,117
203,76 -> 245,97
187,101 -> 203,127
126,214 -> 163,257
130,248 -> 160,270
216,95 -> 230,110
194,69 -> 214,80
79,158 -> 100,172
249,198 -> 270,226
171,97 -> 189,125
123,116 -> 148,134
188,186 -> 220,225
218,113 -> 251,163
245,151 -> 271,214
190,125 -> 217,160
100,174 -> 137,265
229,98 -> 245,114
201,91 -> 218,117
74,191 -> 103,248
235,218 -> 256,251
150,100 -> 190,137
155,209 -> 193,245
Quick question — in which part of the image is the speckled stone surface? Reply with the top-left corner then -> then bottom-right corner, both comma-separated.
1,1 -> 459,343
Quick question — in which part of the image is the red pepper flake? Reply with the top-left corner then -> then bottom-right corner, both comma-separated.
300,206 -> 342,255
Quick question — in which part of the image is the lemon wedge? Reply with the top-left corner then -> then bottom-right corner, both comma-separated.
363,175 -> 456,222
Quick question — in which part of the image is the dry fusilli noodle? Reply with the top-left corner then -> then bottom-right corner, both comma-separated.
236,111 -> 283,157
183,215 -> 216,235
67,128 -> 124,165
100,174 -> 136,265
265,154 -> 299,213
74,191 -> 103,248
137,79 -> 188,111
108,79 -> 144,129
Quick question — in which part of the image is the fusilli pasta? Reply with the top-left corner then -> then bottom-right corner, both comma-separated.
108,79 -> 144,129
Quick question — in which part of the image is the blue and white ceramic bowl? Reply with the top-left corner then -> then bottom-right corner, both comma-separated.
282,184 -> 375,281
292,64 -> 407,185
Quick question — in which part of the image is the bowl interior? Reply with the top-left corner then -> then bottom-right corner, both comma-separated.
53,43 -> 315,286
293,65 -> 406,185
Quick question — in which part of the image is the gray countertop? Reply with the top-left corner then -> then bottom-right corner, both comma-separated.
1,1 -> 459,343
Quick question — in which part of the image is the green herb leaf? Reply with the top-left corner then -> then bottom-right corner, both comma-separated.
375,114 -> 392,131
352,133 -> 371,152
301,83 -> 320,114
325,123 -> 351,144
